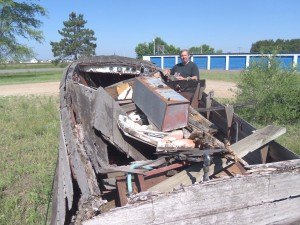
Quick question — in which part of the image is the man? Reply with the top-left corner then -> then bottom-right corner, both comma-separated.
165,49 -> 199,80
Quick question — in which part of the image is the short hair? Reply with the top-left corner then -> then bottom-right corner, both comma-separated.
180,49 -> 190,56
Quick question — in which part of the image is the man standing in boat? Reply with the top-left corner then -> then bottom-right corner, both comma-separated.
165,49 -> 199,80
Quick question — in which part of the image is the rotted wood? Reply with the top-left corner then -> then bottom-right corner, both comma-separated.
120,102 -> 137,113
206,92 -> 213,119
189,106 -> 216,131
260,145 -> 269,164
58,129 -> 73,210
115,162 -> 187,206
61,84 -> 101,198
224,105 -> 234,140
93,87 -> 147,161
70,83 -> 109,172
245,158 -> 300,170
84,168 -> 300,225
148,157 -> 228,193
148,125 -> 287,193
191,82 -> 201,108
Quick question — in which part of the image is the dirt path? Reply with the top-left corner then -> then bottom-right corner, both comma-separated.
0,82 -> 60,97
0,80 -> 237,98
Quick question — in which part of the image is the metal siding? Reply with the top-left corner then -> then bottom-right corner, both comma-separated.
249,56 -> 268,66
210,56 -> 226,70
163,57 -> 176,69
178,57 -> 182,63
193,56 -> 207,69
276,56 -> 293,69
229,56 -> 246,70
150,57 -> 162,67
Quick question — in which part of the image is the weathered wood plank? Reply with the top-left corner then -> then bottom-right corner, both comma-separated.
83,170 -> 300,225
61,105 -> 100,197
71,83 -> 110,171
93,87 -> 147,160
57,158 -> 66,225
245,158 -> 300,170
232,125 -> 286,159
61,106 -> 90,195
59,129 -> 73,210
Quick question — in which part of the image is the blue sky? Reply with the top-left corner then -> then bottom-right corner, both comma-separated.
31,0 -> 300,59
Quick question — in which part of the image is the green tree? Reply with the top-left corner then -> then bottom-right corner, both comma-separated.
235,57 -> 300,123
0,0 -> 46,62
50,12 -> 97,61
135,37 -> 180,59
189,44 -> 222,54
250,39 -> 300,53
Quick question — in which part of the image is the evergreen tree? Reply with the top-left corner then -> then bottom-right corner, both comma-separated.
50,12 -> 97,61
0,0 -> 46,62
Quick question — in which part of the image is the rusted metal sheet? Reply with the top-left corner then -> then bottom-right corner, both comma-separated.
133,77 -> 190,131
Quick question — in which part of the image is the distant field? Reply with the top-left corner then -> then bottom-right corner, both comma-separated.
0,62 -> 67,70
200,71 -> 241,83
0,71 -> 62,85
0,66 -> 241,85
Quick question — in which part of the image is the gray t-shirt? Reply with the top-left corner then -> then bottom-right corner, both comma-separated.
171,61 -> 199,79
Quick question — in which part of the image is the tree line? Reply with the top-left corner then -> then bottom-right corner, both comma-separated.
250,39 -> 300,54
1,1 -> 299,63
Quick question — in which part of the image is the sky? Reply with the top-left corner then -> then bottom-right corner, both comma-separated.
28,0 -> 300,60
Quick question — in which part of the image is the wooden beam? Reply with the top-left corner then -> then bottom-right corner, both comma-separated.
231,125 -> 286,159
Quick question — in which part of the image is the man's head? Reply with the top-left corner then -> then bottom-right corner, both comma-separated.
180,49 -> 190,65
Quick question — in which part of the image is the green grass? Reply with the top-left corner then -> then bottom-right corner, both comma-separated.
276,122 -> 300,155
0,72 -> 62,85
0,63 -> 67,70
0,96 -> 60,225
200,70 -> 241,82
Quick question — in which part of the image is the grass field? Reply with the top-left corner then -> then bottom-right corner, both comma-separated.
200,69 -> 241,82
0,72 -> 62,85
0,63 -> 67,70
0,69 -> 241,86
0,96 -> 59,225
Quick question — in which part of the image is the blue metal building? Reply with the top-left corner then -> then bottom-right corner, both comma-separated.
143,53 -> 300,71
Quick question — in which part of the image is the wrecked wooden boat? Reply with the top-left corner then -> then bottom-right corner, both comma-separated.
51,55 -> 300,225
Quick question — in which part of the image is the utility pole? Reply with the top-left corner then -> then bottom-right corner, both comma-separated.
238,47 -> 242,53
153,38 -> 155,55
